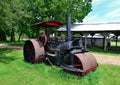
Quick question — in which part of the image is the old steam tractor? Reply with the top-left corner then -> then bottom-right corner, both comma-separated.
23,15 -> 98,75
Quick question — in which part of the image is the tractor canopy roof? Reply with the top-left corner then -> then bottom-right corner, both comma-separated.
32,20 -> 63,28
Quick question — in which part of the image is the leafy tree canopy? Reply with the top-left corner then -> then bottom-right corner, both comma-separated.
0,0 -> 92,41
28,0 -> 92,23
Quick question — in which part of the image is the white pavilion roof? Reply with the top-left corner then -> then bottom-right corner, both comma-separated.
57,22 -> 120,32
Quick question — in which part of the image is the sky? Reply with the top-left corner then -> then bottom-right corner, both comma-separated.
83,0 -> 120,23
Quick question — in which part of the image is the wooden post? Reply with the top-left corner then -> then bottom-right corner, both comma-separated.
102,32 -> 110,51
116,36 -> 118,47
114,32 -> 120,47
83,33 -> 89,49
104,36 -> 107,51
90,33 -> 95,47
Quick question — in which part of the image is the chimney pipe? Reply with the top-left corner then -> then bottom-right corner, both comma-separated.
66,14 -> 71,41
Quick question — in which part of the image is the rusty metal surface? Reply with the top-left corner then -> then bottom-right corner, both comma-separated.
37,32 -> 48,46
32,20 -> 63,28
24,39 -> 45,63
75,52 -> 98,74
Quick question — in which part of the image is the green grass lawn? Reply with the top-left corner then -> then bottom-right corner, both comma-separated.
111,41 -> 120,46
89,47 -> 120,56
0,41 -> 25,46
0,48 -> 120,85
88,42 -> 120,57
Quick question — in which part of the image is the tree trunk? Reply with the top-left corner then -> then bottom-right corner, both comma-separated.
18,30 -> 22,42
0,29 -> 7,41
11,28 -> 15,42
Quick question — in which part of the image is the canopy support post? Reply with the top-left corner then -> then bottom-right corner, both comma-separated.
102,32 -> 110,51
83,33 -> 89,49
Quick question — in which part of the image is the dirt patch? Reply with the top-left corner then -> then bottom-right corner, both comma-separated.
93,53 -> 120,66
0,44 -> 23,50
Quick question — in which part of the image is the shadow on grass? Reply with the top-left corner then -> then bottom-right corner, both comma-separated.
0,41 -> 25,46
0,48 -> 18,64
0,56 -> 16,64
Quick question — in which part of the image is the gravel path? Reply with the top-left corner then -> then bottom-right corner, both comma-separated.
93,53 -> 120,66
0,44 -> 23,50
0,43 -> 120,66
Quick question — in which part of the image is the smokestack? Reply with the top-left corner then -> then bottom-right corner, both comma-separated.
66,14 -> 71,41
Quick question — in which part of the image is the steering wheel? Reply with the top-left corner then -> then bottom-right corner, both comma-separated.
37,32 -> 48,46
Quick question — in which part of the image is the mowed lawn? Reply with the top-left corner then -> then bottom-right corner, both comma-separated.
0,48 -> 120,85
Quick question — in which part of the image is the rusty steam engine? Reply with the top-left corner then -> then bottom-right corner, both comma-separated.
23,15 -> 98,75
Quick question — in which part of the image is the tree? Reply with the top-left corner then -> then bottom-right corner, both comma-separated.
23,0 -> 92,38
28,0 -> 92,23
23,0 -> 92,37
0,0 -> 7,41
0,0 -> 33,41
0,0 -> 92,41
8,0 -> 33,41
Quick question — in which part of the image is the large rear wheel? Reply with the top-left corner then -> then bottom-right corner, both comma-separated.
24,39 -> 45,63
